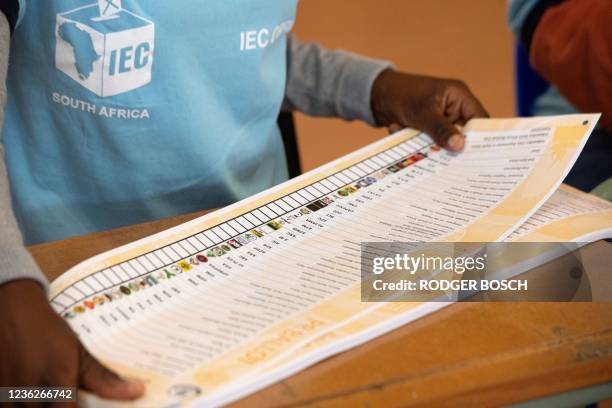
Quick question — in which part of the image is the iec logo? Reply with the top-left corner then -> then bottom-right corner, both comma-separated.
55,0 -> 155,97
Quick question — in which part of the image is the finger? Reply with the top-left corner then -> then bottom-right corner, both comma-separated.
388,123 -> 402,134
418,108 -> 465,152
458,86 -> 489,122
49,401 -> 75,408
79,347 -> 144,400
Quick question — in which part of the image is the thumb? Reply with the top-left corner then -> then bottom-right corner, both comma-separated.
79,346 -> 145,400
417,109 -> 465,152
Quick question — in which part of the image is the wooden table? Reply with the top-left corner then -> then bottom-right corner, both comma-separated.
28,213 -> 612,407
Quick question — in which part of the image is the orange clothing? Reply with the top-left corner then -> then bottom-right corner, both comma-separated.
530,0 -> 612,129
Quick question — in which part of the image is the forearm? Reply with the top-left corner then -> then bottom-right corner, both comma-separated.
0,13 -> 48,290
282,35 -> 393,126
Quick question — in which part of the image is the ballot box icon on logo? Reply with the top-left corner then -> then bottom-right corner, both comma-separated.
97,0 -> 122,18
55,2 -> 155,97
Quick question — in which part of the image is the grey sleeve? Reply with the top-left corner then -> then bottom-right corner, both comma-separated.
282,35 -> 394,126
0,13 -> 48,290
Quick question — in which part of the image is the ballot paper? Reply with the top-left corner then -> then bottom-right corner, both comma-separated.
47,114 -> 609,407
508,183 -> 612,242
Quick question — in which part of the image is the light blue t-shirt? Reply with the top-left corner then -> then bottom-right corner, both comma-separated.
4,0 -> 297,244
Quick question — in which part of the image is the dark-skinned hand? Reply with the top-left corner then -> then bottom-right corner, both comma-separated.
371,69 -> 489,151
0,280 -> 145,406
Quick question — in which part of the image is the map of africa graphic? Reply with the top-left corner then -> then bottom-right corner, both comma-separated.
58,22 -> 100,80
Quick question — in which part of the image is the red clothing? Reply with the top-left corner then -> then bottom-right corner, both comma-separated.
530,0 -> 612,129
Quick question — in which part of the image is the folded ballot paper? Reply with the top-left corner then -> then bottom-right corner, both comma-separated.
47,114 -> 612,407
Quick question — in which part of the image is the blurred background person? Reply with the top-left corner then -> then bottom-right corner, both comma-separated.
509,0 -> 612,194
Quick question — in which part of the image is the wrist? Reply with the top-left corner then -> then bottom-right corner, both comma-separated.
370,68 -> 397,127
0,279 -> 48,306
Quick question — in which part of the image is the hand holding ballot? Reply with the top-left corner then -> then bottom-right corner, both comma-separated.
46,114 -> 602,407
371,70 -> 489,151
0,280 -> 145,400
0,1 -> 608,406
